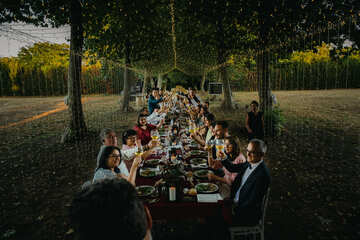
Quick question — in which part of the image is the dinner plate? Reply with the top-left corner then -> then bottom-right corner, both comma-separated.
140,168 -> 160,177
190,150 -> 206,155
193,169 -> 213,179
136,185 -> 156,197
189,143 -> 199,148
190,158 -> 208,168
144,159 -> 160,167
158,131 -> 168,137
195,183 -> 219,194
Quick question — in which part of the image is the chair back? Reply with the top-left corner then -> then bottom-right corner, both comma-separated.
260,187 -> 271,226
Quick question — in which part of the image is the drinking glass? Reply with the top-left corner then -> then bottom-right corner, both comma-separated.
151,130 -> 160,142
215,139 -> 225,160
189,126 -> 195,134
135,144 -> 144,157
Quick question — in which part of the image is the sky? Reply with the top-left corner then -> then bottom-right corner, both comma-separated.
0,22 -> 355,58
0,23 -> 70,57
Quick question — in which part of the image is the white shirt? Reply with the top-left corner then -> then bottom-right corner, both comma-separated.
205,128 -> 213,144
190,98 -> 199,107
92,161 -> 129,183
147,111 -> 166,125
118,161 -> 129,176
92,168 -> 116,183
234,160 -> 263,203
96,145 -> 138,170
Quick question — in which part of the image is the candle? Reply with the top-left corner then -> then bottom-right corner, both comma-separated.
169,186 -> 176,201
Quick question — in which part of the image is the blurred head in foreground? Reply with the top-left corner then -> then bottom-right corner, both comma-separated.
70,178 -> 152,240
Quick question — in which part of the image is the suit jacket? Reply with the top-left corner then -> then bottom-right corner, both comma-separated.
222,159 -> 270,226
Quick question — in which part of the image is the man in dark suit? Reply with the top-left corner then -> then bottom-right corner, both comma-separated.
221,139 -> 271,226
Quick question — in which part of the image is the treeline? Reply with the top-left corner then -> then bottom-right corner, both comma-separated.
0,42 -> 126,96
1,42 -> 359,97
239,43 -> 360,91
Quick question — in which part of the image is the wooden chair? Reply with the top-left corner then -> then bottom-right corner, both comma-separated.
229,188 -> 271,240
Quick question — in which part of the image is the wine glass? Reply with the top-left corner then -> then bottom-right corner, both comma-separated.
151,130 -> 160,143
135,145 -> 144,167
135,144 -> 144,157
194,126 -> 199,133
215,139 -> 225,160
189,125 -> 195,134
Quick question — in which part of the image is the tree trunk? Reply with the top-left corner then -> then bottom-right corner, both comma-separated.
65,0 -> 87,142
201,72 -> 207,92
218,49 -> 233,111
257,49 -> 272,112
142,70 -> 151,96
216,19 -> 233,111
157,74 -> 162,89
120,40 -> 132,112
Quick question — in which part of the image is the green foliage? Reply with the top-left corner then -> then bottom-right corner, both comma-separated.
0,60 -> 12,96
0,42 -> 127,96
167,69 -> 201,89
264,106 -> 285,137
83,0 -> 173,74
270,45 -> 360,90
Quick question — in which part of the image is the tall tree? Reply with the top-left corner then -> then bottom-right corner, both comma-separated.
83,0 -> 172,112
1,0 -> 87,141
238,0 -> 358,111
178,0 -> 252,111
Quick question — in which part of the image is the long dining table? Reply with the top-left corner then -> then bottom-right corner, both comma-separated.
135,130 -> 233,223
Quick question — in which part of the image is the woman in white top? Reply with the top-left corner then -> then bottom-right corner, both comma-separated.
93,146 -> 141,185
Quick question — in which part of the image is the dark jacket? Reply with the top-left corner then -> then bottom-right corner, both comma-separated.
222,160 -> 270,226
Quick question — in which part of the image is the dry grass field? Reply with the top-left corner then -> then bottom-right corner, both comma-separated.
0,89 -> 359,240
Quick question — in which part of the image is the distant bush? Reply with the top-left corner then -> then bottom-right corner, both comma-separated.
264,106 -> 285,137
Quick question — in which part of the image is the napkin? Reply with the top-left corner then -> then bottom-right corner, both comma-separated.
197,194 -> 223,203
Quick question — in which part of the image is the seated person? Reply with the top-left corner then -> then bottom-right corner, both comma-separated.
208,120 -> 230,157
146,106 -> 166,125
139,107 -> 150,115
245,100 -> 264,140
122,129 -> 139,150
203,101 -> 210,110
198,105 -> 208,123
169,125 -> 181,145
97,128 -> 133,176
70,178 -> 152,240
93,145 -> 142,185
122,129 -> 157,171
221,139 -> 270,226
159,88 -> 164,97
207,136 -> 246,185
148,87 -> 163,114
134,114 -> 164,146
191,112 -> 216,147
187,88 -> 202,106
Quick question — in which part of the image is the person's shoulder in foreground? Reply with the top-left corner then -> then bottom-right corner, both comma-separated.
70,178 -> 152,240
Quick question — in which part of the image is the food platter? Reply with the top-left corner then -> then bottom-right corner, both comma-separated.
189,143 -> 199,148
193,169 -> 213,179
136,185 -> 156,197
190,150 -> 206,156
144,159 -> 160,167
158,130 -> 168,137
195,183 -> 219,194
140,168 -> 159,177
190,158 -> 208,168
